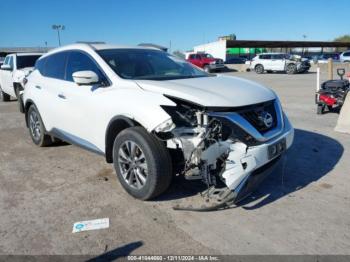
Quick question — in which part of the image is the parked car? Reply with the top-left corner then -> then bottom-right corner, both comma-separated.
311,53 -> 340,63
250,53 -> 310,74
340,50 -> 350,63
22,43 -> 294,205
187,53 -> 225,72
0,53 -> 42,102
225,57 -> 247,64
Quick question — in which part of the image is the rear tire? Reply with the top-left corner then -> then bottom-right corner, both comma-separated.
0,85 -> 10,102
27,105 -> 52,147
255,64 -> 264,74
113,126 -> 172,200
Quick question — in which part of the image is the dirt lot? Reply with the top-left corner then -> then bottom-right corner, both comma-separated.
0,71 -> 350,256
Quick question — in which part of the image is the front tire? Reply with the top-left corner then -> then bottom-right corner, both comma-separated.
113,126 -> 172,200
27,105 -> 52,147
0,85 -> 10,102
203,65 -> 211,73
286,63 -> 297,74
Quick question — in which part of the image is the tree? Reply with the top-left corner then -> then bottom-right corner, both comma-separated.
334,35 -> 350,52
334,35 -> 350,42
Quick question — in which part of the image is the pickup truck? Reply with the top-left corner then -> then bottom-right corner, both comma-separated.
0,53 -> 42,102
187,53 -> 225,73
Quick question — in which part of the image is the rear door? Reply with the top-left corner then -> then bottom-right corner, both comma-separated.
32,51 -> 69,131
190,54 -> 203,67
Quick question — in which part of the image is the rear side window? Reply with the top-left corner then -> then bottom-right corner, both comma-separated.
271,54 -> 284,60
65,51 -> 106,83
189,54 -> 195,59
259,55 -> 271,60
344,52 -> 350,57
43,52 -> 68,80
17,55 -> 41,69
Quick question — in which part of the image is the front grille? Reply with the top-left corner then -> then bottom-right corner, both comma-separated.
239,100 -> 277,133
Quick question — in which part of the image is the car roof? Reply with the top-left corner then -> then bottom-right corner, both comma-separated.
40,43 -> 160,59
9,53 -> 43,56
258,53 -> 286,55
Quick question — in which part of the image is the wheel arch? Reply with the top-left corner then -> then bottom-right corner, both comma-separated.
13,82 -> 23,98
24,99 -> 35,127
105,115 -> 141,163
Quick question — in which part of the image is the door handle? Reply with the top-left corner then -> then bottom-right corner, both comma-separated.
58,93 -> 66,99
35,85 -> 41,90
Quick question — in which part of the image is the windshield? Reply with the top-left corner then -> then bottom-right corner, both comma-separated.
97,49 -> 209,80
16,55 -> 42,69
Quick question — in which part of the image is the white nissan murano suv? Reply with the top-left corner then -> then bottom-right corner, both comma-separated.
22,43 -> 294,208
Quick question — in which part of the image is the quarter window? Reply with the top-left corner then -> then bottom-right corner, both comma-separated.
35,58 -> 46,75
43,52 -> 68,80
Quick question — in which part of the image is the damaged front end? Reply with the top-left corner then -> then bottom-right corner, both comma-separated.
153,96 -> 294,211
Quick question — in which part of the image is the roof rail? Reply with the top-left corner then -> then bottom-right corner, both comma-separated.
76,41 -> 106,50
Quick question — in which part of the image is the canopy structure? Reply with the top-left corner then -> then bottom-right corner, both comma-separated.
225,40 -> 350,49
0,47 -> 50,57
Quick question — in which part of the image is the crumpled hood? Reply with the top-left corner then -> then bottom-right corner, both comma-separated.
135,75 -> 276,107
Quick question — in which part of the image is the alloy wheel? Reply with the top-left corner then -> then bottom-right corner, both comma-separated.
29,110 -> 41,141
118,140 -> 148,189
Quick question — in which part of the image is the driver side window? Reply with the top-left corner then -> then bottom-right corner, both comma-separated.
8,57 -> 14,69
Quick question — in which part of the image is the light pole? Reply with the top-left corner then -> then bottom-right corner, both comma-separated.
52,25 -> 65,46
302,34 -> 307,55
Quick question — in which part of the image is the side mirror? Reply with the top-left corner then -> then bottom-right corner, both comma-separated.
1,64 -> 12,71
72,71 -> 99,85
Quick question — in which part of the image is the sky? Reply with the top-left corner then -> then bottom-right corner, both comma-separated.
0,0 -> 349,51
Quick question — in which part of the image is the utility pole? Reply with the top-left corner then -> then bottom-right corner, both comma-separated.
302,34 -> 307,55
52,25 -> 65,46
